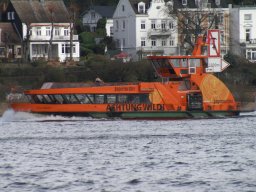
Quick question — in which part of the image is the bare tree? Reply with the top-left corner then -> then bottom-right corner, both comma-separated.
22,22 -> 31,63
167,2 -> 226,53
67,0 -> 80,62
47,3 -> 55,61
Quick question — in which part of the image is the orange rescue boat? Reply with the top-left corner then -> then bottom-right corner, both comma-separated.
8,30 -> 240,119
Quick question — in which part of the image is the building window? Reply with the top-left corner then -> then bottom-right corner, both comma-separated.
218,13 -> 224,25
246,29 -> 251,42
55,27 -> 60,36
141,20 -> 146,29
161,20 -> 166,29
92,26 -> 96,32
122,38 -> 125,48
122,20 -> 125,30
110,26 -> 113,36
46,27 -> 51,36
169,21 -> 174,29
138,2 -> 145,13
220,30 -> 224,45
91,12 -> 95,19
36,27 -> 41,36
116,20 -> 119,30
7,12 -> 11,20
141,38 -> 146,47
182,0 -> 187,6
151,39 -> 156,47
247,49 -> 256,61
64,27 -> 69,36
170,39 -> 174,46
62,44 -> 75,54
162,40 -> 166,46
11,12 -> 15,20
16,47 -> 21,55
151,20 -> 156,29
244,14 -> 252,21
122,5 -> 125,11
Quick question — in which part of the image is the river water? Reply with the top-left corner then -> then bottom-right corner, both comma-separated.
0,110 -> 256,192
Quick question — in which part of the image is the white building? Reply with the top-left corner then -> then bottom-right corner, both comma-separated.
6,0 -> 80,62
81,6 -> 115,36
113,0 -> 178,60
230,5 -> 256,62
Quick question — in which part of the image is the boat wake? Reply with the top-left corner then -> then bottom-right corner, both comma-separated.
0,109 -> 93,122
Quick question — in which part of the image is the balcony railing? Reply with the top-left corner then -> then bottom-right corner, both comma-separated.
240,39 -> 256,44
148,29 -> 172,37
30,35 -> 79,41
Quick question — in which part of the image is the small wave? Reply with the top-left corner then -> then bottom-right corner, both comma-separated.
0,109 -> 93,122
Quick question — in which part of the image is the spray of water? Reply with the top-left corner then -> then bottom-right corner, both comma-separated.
0,109 -> 94,122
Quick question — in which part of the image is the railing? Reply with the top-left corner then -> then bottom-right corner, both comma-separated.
240,39 -> 256,44
30,35 -> 79,41
148,29 -> 172,37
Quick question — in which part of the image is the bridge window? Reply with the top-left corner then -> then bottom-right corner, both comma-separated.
181,59 -> 188,67
168,59 -> 180,67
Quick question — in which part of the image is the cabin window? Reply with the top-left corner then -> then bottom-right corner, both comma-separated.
54,95 -> 64,104
128,95 -> 140,104
181,59 -> 188,67
95,94 -> 104,104
118,95 -> 128,103
169,59 -> 180,68
106,95 -> 117,103
189,59 -> 200,67
63,94 -> 80,104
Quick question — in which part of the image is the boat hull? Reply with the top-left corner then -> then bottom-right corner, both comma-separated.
11,110 -> 239,120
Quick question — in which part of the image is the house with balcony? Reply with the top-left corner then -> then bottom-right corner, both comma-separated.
230,5 -> 256,62
81,5 -> 115,36
113,0 -> 178,60
5,0 -> 80,62
112,0 -> 231,61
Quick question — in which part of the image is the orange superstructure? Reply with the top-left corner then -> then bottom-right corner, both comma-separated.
8,30 -> 239,119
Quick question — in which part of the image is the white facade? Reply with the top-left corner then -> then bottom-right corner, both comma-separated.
239,7 -> 256,62
113,0 -> 178,60
23,23 -> 80,62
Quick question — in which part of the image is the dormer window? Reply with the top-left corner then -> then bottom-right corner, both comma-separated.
166,1 -> 173,10
182,0 -> 187,6
138,2 -> 145,13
